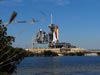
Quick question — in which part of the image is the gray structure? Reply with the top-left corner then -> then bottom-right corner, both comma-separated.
35,29 -> 48,44
51,42 -> 76,48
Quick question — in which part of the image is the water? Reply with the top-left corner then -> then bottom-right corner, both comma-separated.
12,56 -> 100,75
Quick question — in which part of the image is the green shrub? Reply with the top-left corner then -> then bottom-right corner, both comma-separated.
42,50 -> 58,56
62,52 -> 84,56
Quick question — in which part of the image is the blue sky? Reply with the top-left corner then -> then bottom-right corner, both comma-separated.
0,0 -> 100,49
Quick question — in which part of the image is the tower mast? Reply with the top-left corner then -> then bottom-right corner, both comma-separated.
51,13 -> 53,24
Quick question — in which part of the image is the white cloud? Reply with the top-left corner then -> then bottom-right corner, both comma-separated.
55,0 -> 70,6
0,0 -> 70,7
32,0 -> 70,6
13,0 -> 23,3
0,0 -> 23,6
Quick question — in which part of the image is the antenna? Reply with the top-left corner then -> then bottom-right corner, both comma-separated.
51,13 -> 53,24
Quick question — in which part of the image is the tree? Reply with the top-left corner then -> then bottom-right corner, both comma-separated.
0,20 -> 15,74
0,20 -> 15,50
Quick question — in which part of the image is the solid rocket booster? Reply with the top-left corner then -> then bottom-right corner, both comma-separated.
55,25 -> 58,40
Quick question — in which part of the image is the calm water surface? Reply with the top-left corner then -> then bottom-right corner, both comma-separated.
12,56 -> 100,75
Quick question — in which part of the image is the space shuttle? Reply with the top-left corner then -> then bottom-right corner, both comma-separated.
49,14 -> 59,44
52,25 -> 59,43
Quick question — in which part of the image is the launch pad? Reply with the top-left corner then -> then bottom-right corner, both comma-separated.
33,22 -> 76,49
28,15 -> 86,54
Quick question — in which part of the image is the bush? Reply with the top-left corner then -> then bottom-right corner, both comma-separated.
42,50 -> 58,56
75,52 -> 84,56
63,53 -> 76,56
62,52 -> 84,56
0,72 -> 8,75
97,52 -> 100,56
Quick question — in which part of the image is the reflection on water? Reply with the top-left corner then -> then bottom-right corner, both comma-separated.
12,56 -> 100,75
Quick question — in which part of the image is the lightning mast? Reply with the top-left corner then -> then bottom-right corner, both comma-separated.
51,13 -> 53,24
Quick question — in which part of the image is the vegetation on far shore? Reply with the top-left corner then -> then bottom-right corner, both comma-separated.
62,52 -> 85,56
